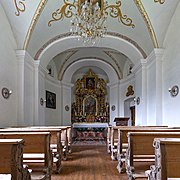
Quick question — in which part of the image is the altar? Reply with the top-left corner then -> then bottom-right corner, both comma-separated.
73,123 -> 108,128
71,69 -> 109,124
72,123 -> 108,141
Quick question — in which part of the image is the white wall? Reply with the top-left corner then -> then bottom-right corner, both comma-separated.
24,52 -> 35,125
146,59 -> 156,124
119,74 -> 135,117
0,4 -> 18,127
45,76 -> 62,125
163,2 -> 180,126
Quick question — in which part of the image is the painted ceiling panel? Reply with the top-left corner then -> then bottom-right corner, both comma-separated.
27,0 -> 154,58
141,0 -> 179,47
0,0 -> 41,48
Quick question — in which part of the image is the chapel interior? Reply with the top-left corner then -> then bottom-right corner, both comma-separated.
0,0 -> 180,179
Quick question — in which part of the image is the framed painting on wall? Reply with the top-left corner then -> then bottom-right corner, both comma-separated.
46,90 -> 56,109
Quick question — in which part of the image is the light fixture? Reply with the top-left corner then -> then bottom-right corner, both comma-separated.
40,98 -> 46,106
48,0 -> 135,46
134,97 -> 140,105
2,88 -> 12,99
168,85 -> 179,97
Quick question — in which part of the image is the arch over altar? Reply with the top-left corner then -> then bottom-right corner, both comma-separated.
71,69 -> 109,123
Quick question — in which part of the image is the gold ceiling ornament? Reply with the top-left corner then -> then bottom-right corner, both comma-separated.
13,0 -> 26,16
48,0 -> 135,46
134,0 -> 158,48
154,0 -> 165,4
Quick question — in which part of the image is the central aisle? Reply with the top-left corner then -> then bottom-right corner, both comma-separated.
52,145 -> 128,180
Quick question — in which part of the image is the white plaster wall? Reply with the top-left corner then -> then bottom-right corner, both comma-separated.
163,2 -> 180,126
119,74 -> 135,117
24,53 -> 34,125
147,60 -> 156,125
45,76 -> 62,125
61,81 -> 72,126
0,5 -> 18,127
38,66 -> 46,125
133,64 -> 144,125
109,83 -> 119,125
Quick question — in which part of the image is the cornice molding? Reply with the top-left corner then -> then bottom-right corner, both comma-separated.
23,0 -> 48,50
134,0 -> 159,48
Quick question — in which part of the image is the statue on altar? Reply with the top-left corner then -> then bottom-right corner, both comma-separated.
71,69 -> 109,123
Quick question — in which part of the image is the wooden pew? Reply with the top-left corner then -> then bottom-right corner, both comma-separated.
0,132 -> 52,179
1,127 -> 62,173
116,126 -> 180,173
0,139 -> 31,180
146,138 -> 180,180
126,132 -> 180,180
110,126 -> 168,161
28,126 -> 71,160
107,125 -> 112,153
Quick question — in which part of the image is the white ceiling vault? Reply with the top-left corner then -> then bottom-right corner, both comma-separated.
0,0 -> 179,80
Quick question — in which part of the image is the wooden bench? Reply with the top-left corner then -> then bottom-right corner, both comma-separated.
126,132 -> 180,180
146,138 -> 180,180
28,126 -> 71,160
110,126 -> 168,161
1,127 -> 62,174
0,139 -> 31,180
116,127 -> 179,173
0,132 -> 52,179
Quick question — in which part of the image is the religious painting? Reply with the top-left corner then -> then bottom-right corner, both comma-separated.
84,96 -> 97,115
46,90 -> 56,109
86,77 -> 95,89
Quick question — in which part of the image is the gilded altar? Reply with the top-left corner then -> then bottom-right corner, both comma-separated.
71,69 -> 109,123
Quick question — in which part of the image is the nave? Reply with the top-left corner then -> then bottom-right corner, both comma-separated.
52,145 -> 129,180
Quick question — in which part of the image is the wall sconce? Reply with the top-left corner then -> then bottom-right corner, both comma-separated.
168,85 -> 179,97
134,97 -> 140,105
40,98 -> 46,106
2,87 -> 12,99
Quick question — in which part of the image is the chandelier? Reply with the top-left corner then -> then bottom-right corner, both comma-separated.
70,0 -> 108,45
48,0 -> 135,45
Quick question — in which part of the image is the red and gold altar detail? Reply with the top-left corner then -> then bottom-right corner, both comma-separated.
71,69 -> 109,123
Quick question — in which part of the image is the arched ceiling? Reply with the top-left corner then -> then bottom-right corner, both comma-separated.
0,0 -> 179,80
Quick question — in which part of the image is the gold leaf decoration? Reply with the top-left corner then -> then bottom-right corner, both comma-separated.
14,0 -> 26,16
154,0 -> 165,4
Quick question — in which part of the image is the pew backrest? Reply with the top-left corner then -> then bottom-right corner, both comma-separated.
153,138 -> 180,180
0,139 -> 31,180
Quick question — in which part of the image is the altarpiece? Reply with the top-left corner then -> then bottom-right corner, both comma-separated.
71,69 -> 109,123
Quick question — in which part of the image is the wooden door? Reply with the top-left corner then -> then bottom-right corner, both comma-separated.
130,106 -> 135,126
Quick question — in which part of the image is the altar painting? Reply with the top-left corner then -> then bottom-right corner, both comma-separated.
84,96 -> 97,115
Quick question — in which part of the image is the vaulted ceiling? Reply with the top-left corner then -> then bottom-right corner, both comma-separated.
1,0 -> 179,80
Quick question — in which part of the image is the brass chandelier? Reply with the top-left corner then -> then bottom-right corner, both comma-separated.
48,0 -> 135,45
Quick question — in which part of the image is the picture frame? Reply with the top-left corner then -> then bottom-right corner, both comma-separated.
46,90 -> 56,109
86,77 -> 95,89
